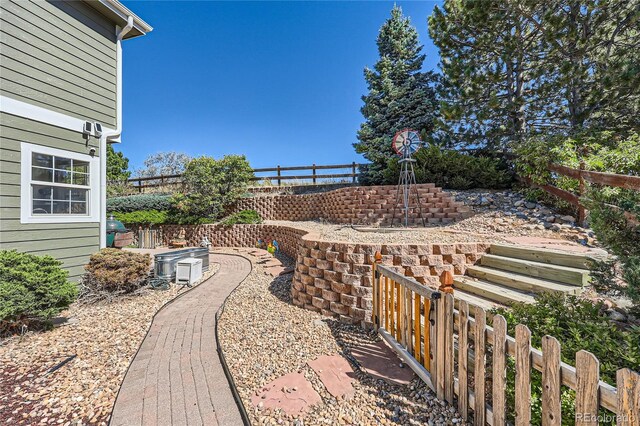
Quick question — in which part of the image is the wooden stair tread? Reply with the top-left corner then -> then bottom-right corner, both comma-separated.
453,288 -> 505,311
480,254 -> 589,286
466,265 -> 583,294
454,277 -> 536,305
489,243 -> 605,269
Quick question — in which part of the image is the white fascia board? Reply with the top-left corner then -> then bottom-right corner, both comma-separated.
0,96 -> 116,135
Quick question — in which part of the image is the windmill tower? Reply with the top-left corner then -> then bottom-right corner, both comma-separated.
390,129 -> 426,227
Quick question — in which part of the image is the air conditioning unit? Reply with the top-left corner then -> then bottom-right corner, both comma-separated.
176,258 -> 203,287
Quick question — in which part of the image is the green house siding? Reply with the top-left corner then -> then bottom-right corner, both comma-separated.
0,0 -> 117,127
0,0 -> 121,280
0,114 -> 101,280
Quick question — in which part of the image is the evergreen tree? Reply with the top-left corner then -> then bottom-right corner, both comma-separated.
429,0 -> 639,149
354,6 -> 438,185
429,0 -> 548,150
106,144 -> 131,182
533,0 -> 640,134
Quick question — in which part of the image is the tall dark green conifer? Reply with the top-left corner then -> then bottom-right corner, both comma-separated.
429,0 -> 639,149
354,6 -> 438,185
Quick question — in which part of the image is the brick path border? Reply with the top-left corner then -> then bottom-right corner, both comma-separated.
110,254 -> 252,426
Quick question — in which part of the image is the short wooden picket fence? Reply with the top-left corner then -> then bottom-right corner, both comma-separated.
137,228 -> 162,249
371,261 -> 640,426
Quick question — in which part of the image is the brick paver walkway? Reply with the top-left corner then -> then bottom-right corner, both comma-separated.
110,254 -> 252,426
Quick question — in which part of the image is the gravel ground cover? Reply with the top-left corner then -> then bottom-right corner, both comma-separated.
218,252 -> 466,425
264,190 -> 593,245
0,263 -> 219,426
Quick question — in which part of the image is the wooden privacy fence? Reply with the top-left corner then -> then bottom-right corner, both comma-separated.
524,162 -> 640,224
126,163 -> 366,191
371,261 -> 640,426
136,227 -> 162,249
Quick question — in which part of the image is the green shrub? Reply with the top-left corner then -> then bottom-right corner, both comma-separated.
585,189 -> 640,307
79,249 -> 151,302
383,144 -> 513,189
0,250 -> 77,333
107,194 -> 173,213
112,210 -> 169,227
173,155 -> 254,221
514,131 -> 640,210
494,293 -> 640,425
220,209 -> 262,225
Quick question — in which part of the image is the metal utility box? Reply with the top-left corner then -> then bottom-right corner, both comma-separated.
176,258 -> 203,286
154,247 -> 209,280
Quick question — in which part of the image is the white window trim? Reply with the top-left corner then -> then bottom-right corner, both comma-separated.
21,142 -> 100,224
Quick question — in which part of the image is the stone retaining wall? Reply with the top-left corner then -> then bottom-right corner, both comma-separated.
161,224 -> 489,326
232,183 -> 471,226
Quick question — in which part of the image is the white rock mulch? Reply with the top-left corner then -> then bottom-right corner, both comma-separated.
0,263 -> 219,426
218,255 -> 467,425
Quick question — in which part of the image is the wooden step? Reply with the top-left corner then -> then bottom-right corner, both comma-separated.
454,277 -> 536,306
480,254 -> 590,286
489,244 -> 604,269
466,265 -> 584,294
453,288 -> 505,312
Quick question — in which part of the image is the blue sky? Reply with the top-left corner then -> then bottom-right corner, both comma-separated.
119,1 -> 441,172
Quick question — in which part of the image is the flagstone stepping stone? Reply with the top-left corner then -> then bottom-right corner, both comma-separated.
250,372 -> 321,416
307,355 -> 355,400
281,266 -> 294,275
260,258 -> 282,267
265,266 -> 287,277
350,340 -> 415,386
249,249 -> 271,257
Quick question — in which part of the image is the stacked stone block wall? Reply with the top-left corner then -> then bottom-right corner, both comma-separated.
160,224 -> 489,326
233,183 -> 471,226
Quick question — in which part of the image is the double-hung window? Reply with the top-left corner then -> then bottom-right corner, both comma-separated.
21,143 -> 99,223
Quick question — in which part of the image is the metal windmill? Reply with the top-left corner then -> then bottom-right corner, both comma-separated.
391,129 -> 426,227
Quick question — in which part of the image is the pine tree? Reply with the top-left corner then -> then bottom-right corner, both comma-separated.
429,0 -> 549,150
354,6 -> 438,185
429,0 -> 639,149
534,0 -> 640,134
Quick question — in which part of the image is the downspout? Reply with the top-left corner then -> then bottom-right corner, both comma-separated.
100,16 -> 134,248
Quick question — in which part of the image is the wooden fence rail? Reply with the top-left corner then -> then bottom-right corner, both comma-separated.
525,162 -> 640,224
372,261 -> 640,426
125,162 -> 366,191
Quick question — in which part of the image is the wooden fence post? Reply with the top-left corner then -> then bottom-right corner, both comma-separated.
444,293 -> 454,403
578,160 -> 586,225
277,165 -> 281,186
138,178 -> 142,193
458,300 -> 469,422
493,315 -> 507,426
616,368 -> 640,426
352,161 -> 357,183
312,163 -> 317,184
435,296 -> 445,400
575,350 -> 600,426
474,307 -> 487,426
515,325 -> 532,426
542,336 -> 562,426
